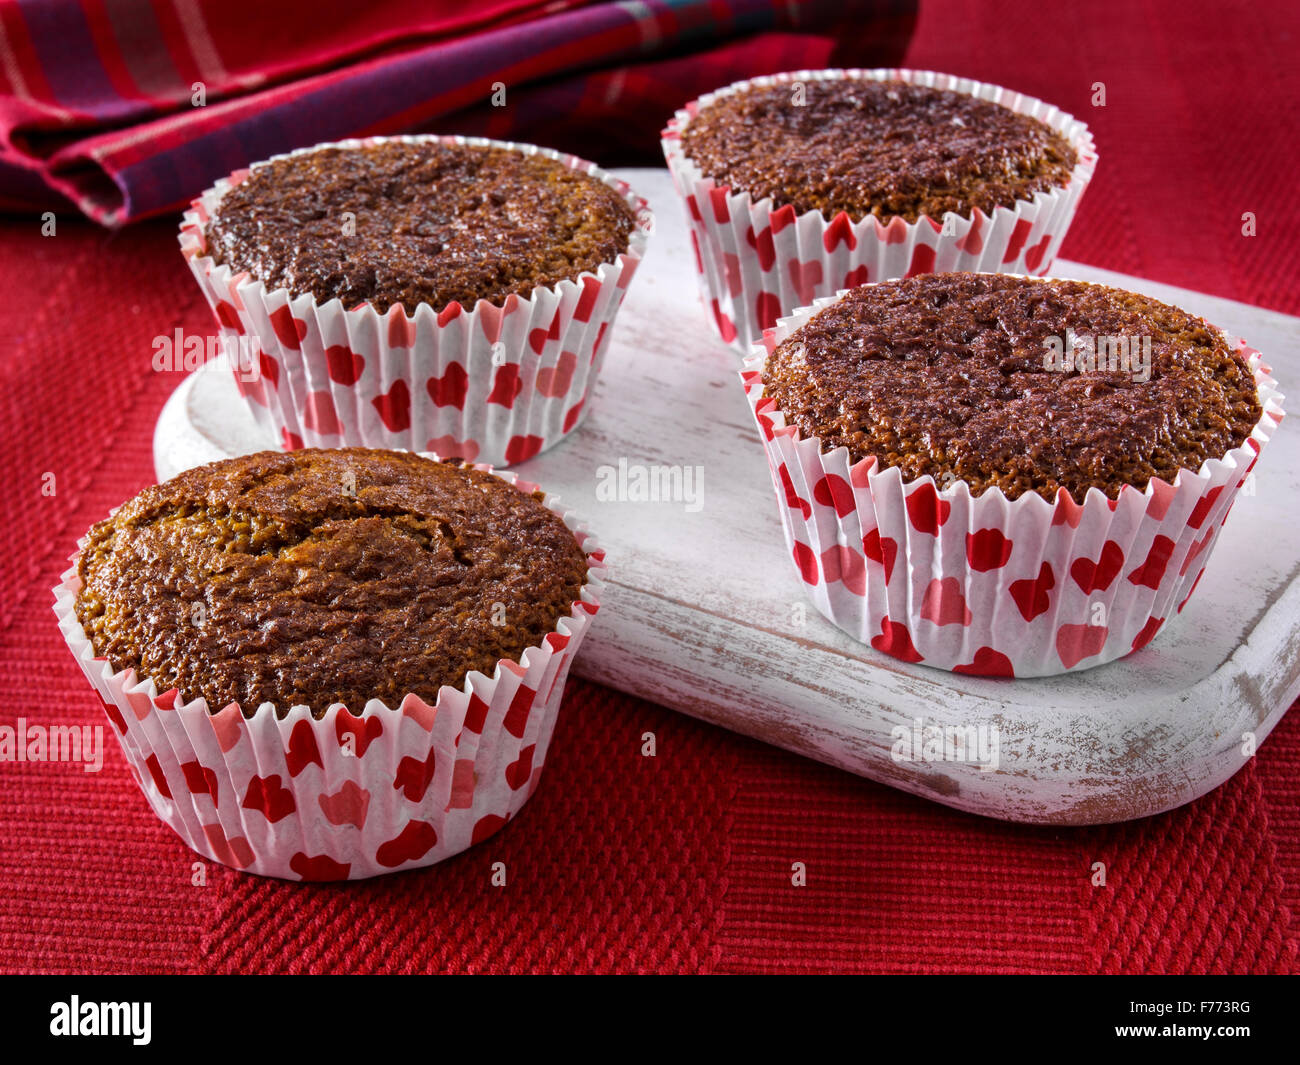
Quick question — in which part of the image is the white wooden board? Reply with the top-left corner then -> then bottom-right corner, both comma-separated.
154,168 -> 1300,825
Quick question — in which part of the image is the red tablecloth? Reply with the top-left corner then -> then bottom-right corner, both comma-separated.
2,0 -> 1298,973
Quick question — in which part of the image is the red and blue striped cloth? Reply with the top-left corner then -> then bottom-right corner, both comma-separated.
0,0 -> 916,225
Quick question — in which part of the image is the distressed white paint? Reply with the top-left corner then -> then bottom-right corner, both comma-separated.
155,168 -> 1300,825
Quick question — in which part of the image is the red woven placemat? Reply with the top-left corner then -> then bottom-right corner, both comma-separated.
2,0 -> 1297,973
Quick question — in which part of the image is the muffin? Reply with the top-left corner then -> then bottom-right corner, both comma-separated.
662,69 -> 1096,350
54,448 -> 606,880
741,273 -> 1282,677
181,136 -> 651,466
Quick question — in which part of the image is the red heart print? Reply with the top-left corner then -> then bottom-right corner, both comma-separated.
448,758 -> 476,809
792,541 -> 819,584
372,379 -> 411,432
1187,486 -> 1224,529
820,545 -> 865,595
210,705 -> 243,752
871,618 -> 924,662
487,364 -> 522,407
966,528 -> 1014,571
242,774 -> 296,823
905,244 -> 936,278
1024,235 -> 1052,274
878,216 -> 909,244
180,761 -> 219,802
529,312 -> 562,354
787,258 -> 823,306
505,435 -> 544,464
1002,218 -> 1032,264
721,252 -> 744,298
386,310 -> 418,348
318,780 -> 370,828
536,352 -> 578,397
506,744 -> 536,791
1178,570 -> 1206,612
437,302 -> 463,327
335,711 -> 383,756
778,464 -> 811,518
145,754 -> 171,798
711,300 -> 737,343
1179,529 -> 1214,576
756,291 -> 783,331
843,265 -> 870,289
99,693 -> 128,736
325,345 -> 364,385
281,428 -> 304,450
477,294 -> 520,344
1051,490 -> 1085,528
289,853 -> 351,881
269,306 -> 307,349
573,276 -> 601,323
905,483 -> 950,534
472,813 -> 509,846
955,211 -> 985,255
563,401 -> 584,432
1009,562 -> 1055,622
375,820 -> 439,868
952,647 -> 1015,677
425,435 -> 478,462
770,204 -> 797,232
393,749 -> 438,802
215,300 -> 244,332
202,824 -> 255,869
462,693 -> 490,735
813,474 -> 855,517
285,719 -> 322,777
427,363 -> 469,409
1056,624 -> 1109,669
503,685 -> 536,739
301,390 -> 342,435
1145,479 -> 1177,520
708,187 -> 730,224
1127,536 -> 1176,589
1130,616 -> 1165,652
862,528 -> 898,582
822,212 -> 857,252
920,577 -> 971,626
746,225 -> 777,270
1070,540 -> 1125,593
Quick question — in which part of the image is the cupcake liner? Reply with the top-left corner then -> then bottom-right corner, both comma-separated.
663,68 -> 1097,352
180,135 -> 651,466
740,287 -> 1285,678
52,465 -> 605,880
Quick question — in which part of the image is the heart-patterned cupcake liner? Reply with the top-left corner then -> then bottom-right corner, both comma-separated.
180,135 -> 651,466
52,465 -> 605,880
663,68 -> 1097,352
740,285 -> 1285,678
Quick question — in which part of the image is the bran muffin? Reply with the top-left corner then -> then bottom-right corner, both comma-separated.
73,448 -> 589,716
762,273 -> 1263,503
204,140 -> 637,314
679,79 -> 1079,224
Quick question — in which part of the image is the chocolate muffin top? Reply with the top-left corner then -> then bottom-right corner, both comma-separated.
761,274 -> 1262,502
74,449 -> 589,716
204,141 -> 637,314
679,79 -> 1079,223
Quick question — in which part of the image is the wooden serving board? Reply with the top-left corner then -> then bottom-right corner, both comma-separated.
154,168 -> 1300,826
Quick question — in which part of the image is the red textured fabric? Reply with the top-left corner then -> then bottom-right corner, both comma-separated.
2,0 -> 1299,974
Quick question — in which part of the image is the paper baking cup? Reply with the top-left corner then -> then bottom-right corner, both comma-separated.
52,467 -> 605,880
664,69 -> 1097,352
180,135 -> 650,466
741,289 -> 1284,678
